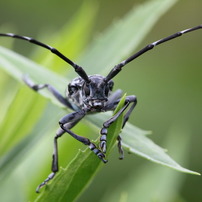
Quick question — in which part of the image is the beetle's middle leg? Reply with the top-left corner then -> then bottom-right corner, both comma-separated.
23,75 -> 74,109
36,110 -> 84,193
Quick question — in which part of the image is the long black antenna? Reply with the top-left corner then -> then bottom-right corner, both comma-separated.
0,33 -> 91,83
105,24 -> 202,82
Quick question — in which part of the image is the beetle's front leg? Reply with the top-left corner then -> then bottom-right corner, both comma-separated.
59,110 -> 107,163
100,95 -> 137,159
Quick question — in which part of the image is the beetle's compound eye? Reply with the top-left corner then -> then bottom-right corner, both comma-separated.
105,87 -> 109,96
68,85 -> 78,95
84,84 -> 90,96
108,80 -> 114,91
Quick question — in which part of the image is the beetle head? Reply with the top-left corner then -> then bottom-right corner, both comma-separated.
68,75 -> 114,111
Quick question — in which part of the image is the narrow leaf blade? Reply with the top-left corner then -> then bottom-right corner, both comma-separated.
122,123 -> 200,175
35,96 -> 126,202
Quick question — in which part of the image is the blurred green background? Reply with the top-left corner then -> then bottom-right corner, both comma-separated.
0,0 -> 202,201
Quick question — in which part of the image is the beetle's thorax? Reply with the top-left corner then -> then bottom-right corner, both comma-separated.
67,75 -> 114,112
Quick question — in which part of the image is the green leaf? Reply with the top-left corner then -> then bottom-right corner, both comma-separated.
86,113 -> 200,176
122,123 -> 200,175
35,95 -> 126,202
0,72 -> 18,125
0,86 -> 47,154
101,126 -> 197,202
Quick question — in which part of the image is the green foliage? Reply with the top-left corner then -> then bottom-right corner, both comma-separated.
0,0 -> 200,201
101,126 -> 195,202
35,95 -> 126,202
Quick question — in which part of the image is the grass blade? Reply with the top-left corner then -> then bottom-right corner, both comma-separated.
35,96 -> 126,202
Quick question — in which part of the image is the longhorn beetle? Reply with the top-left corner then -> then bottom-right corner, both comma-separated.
0,24 -> 202,192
